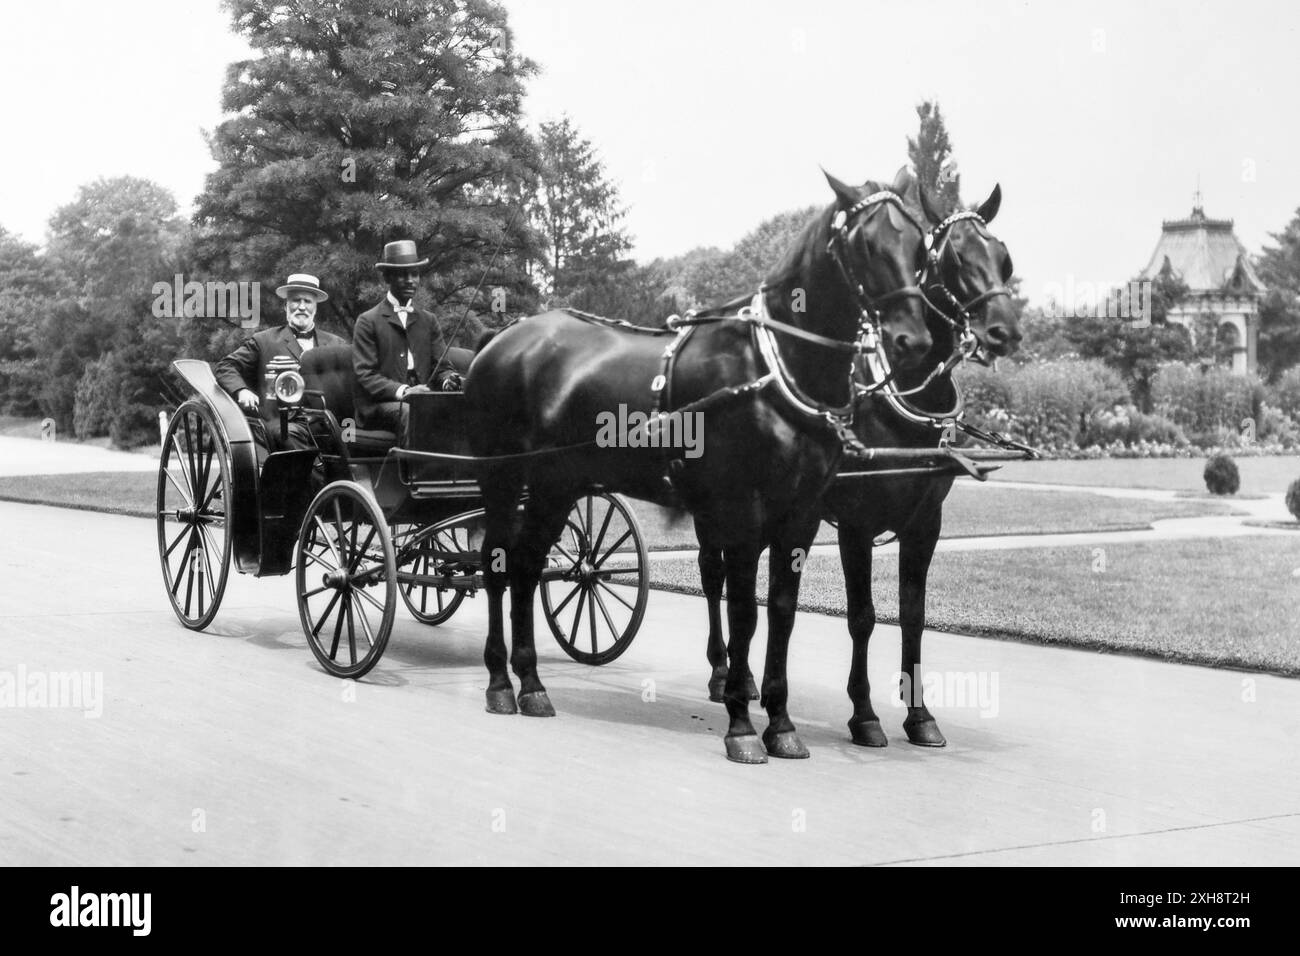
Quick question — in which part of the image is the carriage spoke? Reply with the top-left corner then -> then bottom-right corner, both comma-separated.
171,529 -> 197,598
328,596 -> 346,659
551,542 -> 580,568
567,587 -> 587,648
589,501 -> 615,563
353,595 -> 376,648
353,585 -> 386,615
349,526 -> 377,575
163,524 -> 190,560
164,465 -> 194,510
313,517 -> 343,567
588,582 -> 598,654
551,582 -> 582,616
592,529 -> 632,569
301,547 -> 340,574
345,598 -> 358,665
301,583 -> 332,600
596,579 -> 636,612
592,585 -> 620,644
312,591 -> 343,638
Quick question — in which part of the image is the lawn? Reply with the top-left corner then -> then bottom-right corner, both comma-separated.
0,471 -> 1238,543
991,455 -> 1300,495
648,536 -> 1300,675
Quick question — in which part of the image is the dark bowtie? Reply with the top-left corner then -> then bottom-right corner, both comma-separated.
293,330 -> 315,340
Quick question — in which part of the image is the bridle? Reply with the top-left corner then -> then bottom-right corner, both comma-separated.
920,209 -> 1014,350
662,189 -> 933,432
857,210 -> 1014,430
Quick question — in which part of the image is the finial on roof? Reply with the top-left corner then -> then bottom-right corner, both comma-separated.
1192,176 -> 1204,218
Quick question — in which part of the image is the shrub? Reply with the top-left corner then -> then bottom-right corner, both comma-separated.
1152,363 -> 1262,439
1083,404 -> 1189,448
1203,454 -> 1241,495
1287,478 -> 1300,521
957,358 -> 1127,449
1272,366 -> 1300,421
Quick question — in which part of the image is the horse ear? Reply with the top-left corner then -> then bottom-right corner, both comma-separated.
891,165 -> 914,196
917,182 -> 943,226
976,183 -> 1002,223
822,168 -> 859,209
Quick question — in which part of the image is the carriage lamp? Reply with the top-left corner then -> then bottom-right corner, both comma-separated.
273,369 -> 306,406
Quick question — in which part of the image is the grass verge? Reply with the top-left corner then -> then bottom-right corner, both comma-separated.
648,536 -> 1300,675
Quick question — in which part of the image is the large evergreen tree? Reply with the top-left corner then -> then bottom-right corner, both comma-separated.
193,0 -> 541,330
1255,207 -> 1300,380
907,100 -> 962,219
531,116 -> 632,314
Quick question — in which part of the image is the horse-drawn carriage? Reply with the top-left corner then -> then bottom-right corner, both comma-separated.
157,169 -> 1038,762
156,345 -> 650,678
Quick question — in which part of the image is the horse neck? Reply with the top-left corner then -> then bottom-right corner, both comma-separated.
762,216 -> 860,409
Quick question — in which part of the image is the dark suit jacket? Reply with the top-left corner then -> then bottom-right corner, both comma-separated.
352,298 -> 458,425
215,324 -> 347,423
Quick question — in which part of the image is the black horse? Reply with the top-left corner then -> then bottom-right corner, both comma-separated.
465,168 -> 933,763
699,184 -> 1022,749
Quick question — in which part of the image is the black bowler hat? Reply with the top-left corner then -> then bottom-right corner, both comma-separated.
376,240 -> 429,270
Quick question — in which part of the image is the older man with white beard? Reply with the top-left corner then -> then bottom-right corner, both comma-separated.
216,273 -> 346,462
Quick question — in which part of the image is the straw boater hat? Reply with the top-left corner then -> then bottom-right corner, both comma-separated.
375,240 -> 429,270
275,273 -> 329,302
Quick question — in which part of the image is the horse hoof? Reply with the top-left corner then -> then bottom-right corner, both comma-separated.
849,719 -> 888,748
485,688 -> 518,715
724,734 -> 768,764
707,679 -> 725,704
903,715 -> 947,747
517,691 -> 556,718
763,729 -> 810,759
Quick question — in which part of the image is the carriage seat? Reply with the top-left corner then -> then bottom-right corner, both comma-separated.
298,345 -> 399,455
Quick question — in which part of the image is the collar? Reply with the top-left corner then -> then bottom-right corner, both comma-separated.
386,292 -> 414,313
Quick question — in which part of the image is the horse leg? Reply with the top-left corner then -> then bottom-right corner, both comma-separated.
699,544 -> 760,703
840,523 -> 887,747
758,515 -> 819,759
507,490 -> 575,717
480,474 -> 522,715
898,526 -> 946,747
699,544 -> 729,702
721,543 -> 766,764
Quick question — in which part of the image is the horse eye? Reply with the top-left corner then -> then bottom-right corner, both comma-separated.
1001,254 -> 1015,282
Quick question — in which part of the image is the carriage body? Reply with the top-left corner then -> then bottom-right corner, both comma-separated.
157,348 -> 650,678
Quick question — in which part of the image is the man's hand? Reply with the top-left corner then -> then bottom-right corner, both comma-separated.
400,384 -> 433,400
440,373 -> 465,392
236,388 -> 260,411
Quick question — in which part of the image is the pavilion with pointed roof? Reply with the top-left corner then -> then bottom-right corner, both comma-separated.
1140,198 -> 1266,374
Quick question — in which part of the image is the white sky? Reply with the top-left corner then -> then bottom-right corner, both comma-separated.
1,0 -> 1297,304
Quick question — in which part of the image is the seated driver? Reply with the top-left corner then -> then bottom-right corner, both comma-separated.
352,240 -> 465,444
216,273 -> 346,462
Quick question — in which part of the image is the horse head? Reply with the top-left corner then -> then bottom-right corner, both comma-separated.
918,183 -> 1021,361
821,166 -> 933,370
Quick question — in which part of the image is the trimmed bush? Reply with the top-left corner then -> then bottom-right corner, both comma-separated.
1203,454 -> 1241,495
1287,479 -> 1300,521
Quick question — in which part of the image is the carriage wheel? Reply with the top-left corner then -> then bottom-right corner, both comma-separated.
156,400 -> 231,630
540,493 -> 649,665
393,521 -> 471,626
295,481 -> 397,679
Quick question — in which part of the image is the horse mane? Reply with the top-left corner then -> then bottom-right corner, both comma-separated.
763,205 -> 834,290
